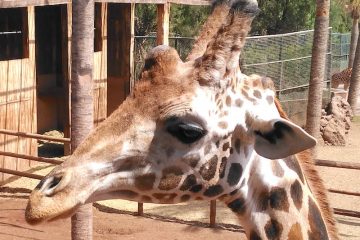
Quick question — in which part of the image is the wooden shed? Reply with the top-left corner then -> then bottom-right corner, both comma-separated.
0,0 -> 211,180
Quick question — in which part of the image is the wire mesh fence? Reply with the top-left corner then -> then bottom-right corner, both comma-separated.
134,29 -> 350,125
331,32 -> 351,73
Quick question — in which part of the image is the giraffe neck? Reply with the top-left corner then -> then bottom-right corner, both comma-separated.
220,148 -> 331,240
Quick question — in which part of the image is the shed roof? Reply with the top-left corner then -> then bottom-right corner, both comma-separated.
0,0 -> 211,8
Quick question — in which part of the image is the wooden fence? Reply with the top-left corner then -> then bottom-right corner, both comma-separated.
0,130 -> 359,226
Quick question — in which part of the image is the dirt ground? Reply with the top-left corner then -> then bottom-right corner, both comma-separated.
0,119 -> 359,240
0,197 -> 245,240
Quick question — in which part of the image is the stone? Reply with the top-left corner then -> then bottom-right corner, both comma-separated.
320,96 -> 353,146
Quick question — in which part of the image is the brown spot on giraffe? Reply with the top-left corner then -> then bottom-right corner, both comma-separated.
264,219 -> 283,240
158,166 -> 183,190
222,142 -> 230,151
253,90 -> 262,99
189,184 -> 203,193
227,163 -> 243,186
235,98 -> 243,107
199,155 -> 218,181
242,89 -> 256,103
135,173 -> 156,191
226,95 -> 232,107
288,223 -> 303,240
219,156 -> 227,179
266,95 -> 274,104
308,198 -> 329,240
227,197 -> 246,215
203,185 -> 224,197
180,174 -> 197,191
269,187 -> 289,212
290,180 -> 303,210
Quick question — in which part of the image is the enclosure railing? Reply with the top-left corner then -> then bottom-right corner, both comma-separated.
1,131 -> 359,221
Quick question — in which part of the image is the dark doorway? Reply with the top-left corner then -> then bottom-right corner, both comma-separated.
35,5 -> 68,157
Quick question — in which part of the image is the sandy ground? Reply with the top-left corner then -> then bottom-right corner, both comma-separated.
0,119 -> 359,239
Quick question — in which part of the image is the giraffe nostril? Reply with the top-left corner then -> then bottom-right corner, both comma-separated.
48,176 -> 62,190
37,175 -> 64,196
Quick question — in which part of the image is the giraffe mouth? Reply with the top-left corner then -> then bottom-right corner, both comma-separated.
25,190 -> 83,225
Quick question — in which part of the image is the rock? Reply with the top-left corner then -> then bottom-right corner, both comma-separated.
322,118 -> 346,146
320,96 -> 353,146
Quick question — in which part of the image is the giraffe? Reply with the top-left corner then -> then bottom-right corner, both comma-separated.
25,1 -> 339,239
331,67 -> 352,90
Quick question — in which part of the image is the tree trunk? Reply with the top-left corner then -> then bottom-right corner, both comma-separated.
70,0 -> 94,239
305,0 -> 330,153
349,10 -> 359,68
348,24 -> 360,115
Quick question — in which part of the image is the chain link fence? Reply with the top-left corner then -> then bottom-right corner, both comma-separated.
134,29 -> 350,125
331,32 -> 351,73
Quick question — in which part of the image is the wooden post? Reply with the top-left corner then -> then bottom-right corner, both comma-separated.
210,200 -> 216,227
107,3 -> 135,115
70,0 -> 94,239
157,3 -> 170,46
137,202 -> 144,216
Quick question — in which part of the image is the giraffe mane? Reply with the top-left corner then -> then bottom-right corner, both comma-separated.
274,99 -> 339,240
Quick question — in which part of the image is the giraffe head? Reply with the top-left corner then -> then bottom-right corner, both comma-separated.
25,0 -> 316,224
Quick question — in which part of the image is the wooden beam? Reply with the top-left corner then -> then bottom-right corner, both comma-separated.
210,200 -> 216,227
315,159 -> 360,170
157,3 -> 170,46
0,150 -> 63,165
137,202 -> 144,216
328,188 -> 360,197
0,129 -> 70,143
0,168 -> 43,180
334,208 -> 360,218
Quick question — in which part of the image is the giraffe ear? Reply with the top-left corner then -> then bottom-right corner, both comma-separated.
253,119 -> 316,160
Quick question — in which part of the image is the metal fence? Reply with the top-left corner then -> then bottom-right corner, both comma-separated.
331,32 -> 351,73
134,29 -> 351,126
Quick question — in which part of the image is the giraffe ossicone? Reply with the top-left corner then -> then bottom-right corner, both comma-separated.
25,0 -> 338,239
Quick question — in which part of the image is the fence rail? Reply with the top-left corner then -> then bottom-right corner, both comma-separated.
0,129 -> 70,143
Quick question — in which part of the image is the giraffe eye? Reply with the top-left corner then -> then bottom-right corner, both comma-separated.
166,118 -> 207,144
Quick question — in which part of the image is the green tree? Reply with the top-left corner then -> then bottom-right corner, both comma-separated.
169,4 -> 210,37
251,0 -> 315,35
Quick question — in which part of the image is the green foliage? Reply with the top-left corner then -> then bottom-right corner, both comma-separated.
331,0 -> 351,33
169,4 -> 210,37
250,0 -> 350,35
251,0 -> 315,35
135,4 -> 157,36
